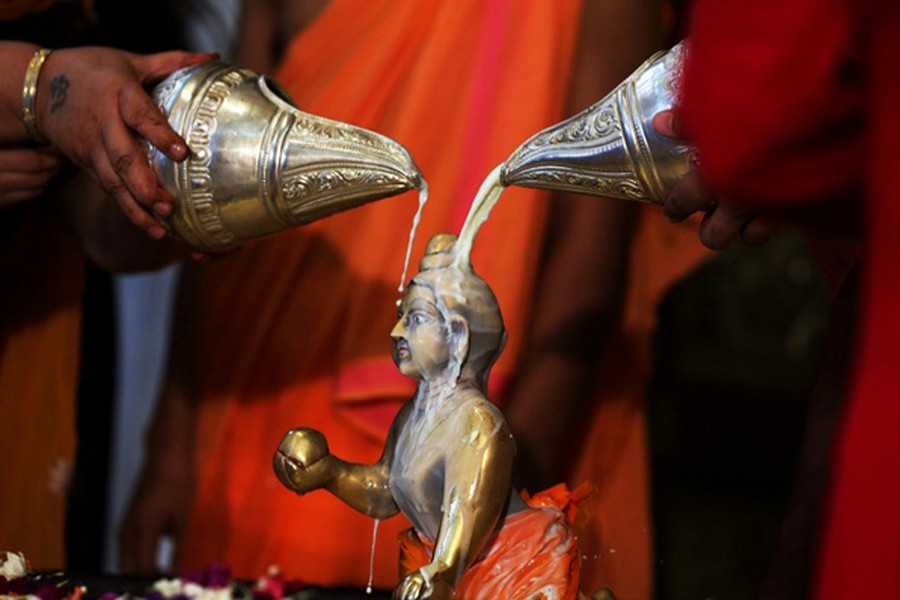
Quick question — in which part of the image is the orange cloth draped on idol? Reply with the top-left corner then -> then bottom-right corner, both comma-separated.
398,485 -> 595,599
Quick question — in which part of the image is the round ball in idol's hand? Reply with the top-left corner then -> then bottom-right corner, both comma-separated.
278,427 -> 329,467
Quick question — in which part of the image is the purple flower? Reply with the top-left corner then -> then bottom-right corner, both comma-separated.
34,581 -> 65,600
205,564 -> 231,589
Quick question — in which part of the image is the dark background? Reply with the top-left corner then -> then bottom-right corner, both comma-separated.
649,232 -> 838,600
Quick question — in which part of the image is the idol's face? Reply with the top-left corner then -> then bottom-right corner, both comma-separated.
390,284 -> 451,380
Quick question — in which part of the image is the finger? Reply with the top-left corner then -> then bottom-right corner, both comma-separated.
0,187 -> 49,207
652,109 -> 686,140
699,203 -> 753,250
741,217 -> 773,246
0,147 -> 64,173
393,580 -> 416,600
134,51 -> 219,86
100,112 -> 176,212
92,150 -> 167,238
119,85 -> 189,162
0,169 -> 59,191
663,170 -> 717,222
652,109 -> 681,139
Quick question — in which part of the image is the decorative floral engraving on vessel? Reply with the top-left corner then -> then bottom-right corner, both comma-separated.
522,95 -> 621,153
293,116 -> 408,162
528,171 -> 646,201
282,167 -> 406,217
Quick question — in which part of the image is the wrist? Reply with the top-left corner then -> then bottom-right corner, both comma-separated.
422,565 -> 457,596
319,454 -> 340,487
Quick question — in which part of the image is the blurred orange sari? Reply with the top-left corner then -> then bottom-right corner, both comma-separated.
0,206 -> 83,569
178,2 -> 708,598
180,0 -> 583,589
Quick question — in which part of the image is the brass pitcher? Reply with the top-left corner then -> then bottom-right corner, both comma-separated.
148,61 -> 423,252
501,42 -> 691,204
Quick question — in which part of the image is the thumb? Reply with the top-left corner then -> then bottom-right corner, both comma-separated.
652,109 -> 685,140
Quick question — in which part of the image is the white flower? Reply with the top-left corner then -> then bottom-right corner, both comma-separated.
0,552 -> 28,579
150,579 -> 234,600
151,578 -> 185,597
180,583 -> 205,597
192,587 -> 233,600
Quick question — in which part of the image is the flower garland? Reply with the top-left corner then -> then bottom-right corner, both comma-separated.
0,554 -> 305,600
0,552 -> 86,600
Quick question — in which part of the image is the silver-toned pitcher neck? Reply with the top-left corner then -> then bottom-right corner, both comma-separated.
500,42 -> 691,205
149,61 -> 422,252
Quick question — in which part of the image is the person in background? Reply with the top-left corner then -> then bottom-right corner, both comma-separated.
655,0 -> 895,597
0,0 -> 212,570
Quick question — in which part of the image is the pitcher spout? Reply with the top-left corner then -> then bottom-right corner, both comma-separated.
500,42 -> 691,205
277,102 -> 422,225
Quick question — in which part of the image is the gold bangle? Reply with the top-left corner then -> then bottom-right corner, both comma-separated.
21,48 -> 52,143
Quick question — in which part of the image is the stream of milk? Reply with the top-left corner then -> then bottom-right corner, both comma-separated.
398,182 -> 430,293
453,164 -> 506,270
365,518 -> 380,595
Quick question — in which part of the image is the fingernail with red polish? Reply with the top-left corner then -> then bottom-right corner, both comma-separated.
148,225 -> 167,240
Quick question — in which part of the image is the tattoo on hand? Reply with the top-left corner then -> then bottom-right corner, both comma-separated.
49,75 -> 70,114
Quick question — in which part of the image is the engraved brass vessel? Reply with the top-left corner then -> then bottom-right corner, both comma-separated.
501,42 -> 691,204
149,61 -> 422,251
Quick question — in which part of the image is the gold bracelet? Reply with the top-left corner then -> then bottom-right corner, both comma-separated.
21,48 -> 52,143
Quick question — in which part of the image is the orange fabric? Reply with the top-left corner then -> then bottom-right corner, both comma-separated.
0,205 -> 84,569
179,0 -> 584,589
398,486 -> 589,599
568,207 -> 709,600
